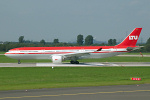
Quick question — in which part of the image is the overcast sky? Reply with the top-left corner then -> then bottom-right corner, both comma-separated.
0,0 -> 150,43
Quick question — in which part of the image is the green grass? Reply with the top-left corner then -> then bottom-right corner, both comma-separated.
1,52 -> 150,91
0,52 -> 5,54
0,67 -> 150,90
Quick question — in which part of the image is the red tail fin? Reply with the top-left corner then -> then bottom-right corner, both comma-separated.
117,28 -> 142,46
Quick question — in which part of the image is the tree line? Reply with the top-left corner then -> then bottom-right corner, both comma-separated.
0,35 -> 150,52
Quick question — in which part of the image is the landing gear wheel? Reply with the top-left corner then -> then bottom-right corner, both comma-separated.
70,61 -> 79,64
75,61 -> 79,64
70,61 -> 75,64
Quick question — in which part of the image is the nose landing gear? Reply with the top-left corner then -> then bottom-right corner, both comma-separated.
18,60 -> 21,64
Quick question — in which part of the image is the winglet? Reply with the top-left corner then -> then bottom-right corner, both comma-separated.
117,28 -> 142,46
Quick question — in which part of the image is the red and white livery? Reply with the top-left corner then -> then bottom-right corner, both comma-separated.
5,28 -> 142,64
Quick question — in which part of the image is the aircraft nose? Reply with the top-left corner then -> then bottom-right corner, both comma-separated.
4,52 -> 12,57
4,52 -> 7,55
4,52 -> 9,56
4,52 -> 16,59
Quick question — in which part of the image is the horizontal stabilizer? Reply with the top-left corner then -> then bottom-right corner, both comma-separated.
126,46 -> 144,51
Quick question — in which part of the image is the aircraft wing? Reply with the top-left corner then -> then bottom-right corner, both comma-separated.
62,52 -> 90,58
56,48 -> 102,59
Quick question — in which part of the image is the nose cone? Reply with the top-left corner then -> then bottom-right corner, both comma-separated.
4,51 -> 22,60
4,52 -> 8,55
4,52 -> 10,57
4,52 -> 15,59
4,52 -> 16,59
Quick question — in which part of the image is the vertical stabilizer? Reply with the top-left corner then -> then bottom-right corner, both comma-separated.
117,28 -> 142,46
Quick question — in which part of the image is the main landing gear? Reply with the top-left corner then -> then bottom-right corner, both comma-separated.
70,61 -> 79,64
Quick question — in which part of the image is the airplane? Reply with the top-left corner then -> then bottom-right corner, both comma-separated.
5,28 -> 142,64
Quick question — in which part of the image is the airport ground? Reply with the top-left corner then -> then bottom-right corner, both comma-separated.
0,84 -> 150,100
0,62 -> 150,67
0,53 -> 150,100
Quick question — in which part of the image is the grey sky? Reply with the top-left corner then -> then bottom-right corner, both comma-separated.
0,0 -> 150,43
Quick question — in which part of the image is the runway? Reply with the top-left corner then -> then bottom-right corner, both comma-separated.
0,84 -> 150,100
0,62 -> 150,67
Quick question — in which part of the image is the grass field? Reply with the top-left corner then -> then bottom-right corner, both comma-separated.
0,52 -> 150,91
0,67 -> 150,91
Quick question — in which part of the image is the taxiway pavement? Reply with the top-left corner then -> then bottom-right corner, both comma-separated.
0,84 -> 150,100
0,62 -> 150,67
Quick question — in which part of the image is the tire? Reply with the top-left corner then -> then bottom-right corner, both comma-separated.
70,61 -> 75,64
75,61 -> 79,64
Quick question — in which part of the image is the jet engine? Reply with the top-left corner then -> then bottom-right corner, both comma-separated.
52,56 -> 63,64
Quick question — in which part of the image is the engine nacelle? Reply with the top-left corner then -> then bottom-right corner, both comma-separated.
52,56 -> 63,64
